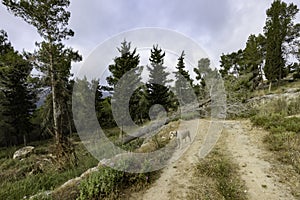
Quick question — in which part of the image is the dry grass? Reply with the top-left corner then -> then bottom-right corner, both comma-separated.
252,80 -> 300,97
187,128 -> 247,200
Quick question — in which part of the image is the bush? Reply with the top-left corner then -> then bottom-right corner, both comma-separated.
77,166 -> 149,200
251,114 -> 300,134
251,111 -> 300,175
196,150 -> 247,200
288,96 -> 300,116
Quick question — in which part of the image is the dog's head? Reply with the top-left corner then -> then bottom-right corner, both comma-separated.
169,131 -> 177,139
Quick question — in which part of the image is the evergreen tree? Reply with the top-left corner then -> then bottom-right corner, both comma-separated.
146,45 -> 172,115
194,58 -> 214,99
243,34 -> 265,90
129,85 -> 148,124
107,40 -> 140,90
219,50 -> 244,78
264,0 -> 300,85
173,51 -> 194,104
106,41 -> 143,134
0,30 -> 36,146
3,0 -> 81,166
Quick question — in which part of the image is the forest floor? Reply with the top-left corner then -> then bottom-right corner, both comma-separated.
128,118 -> 298,200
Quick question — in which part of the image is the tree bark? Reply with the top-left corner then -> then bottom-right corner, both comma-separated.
49,50 -> 60,147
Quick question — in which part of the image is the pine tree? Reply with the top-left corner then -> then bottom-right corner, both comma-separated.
173,51 -> 194,104
106,41 -> 143,134
146,45 -> 172,115
3,0 -> 81,166
107,40 -> 140,90
194,58 -> 213,99
264,0 -> 299,86
243,34 -> 265,90
0,30 -> 36,146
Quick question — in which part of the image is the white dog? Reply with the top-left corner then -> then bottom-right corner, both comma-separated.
169,130 -> 191,149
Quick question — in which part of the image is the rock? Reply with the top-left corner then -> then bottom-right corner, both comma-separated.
60,177 -> 81,189
241,163 -> 247,168
80,167 -> 99,178
13,146 -> 35,160
28,191 -> 52,199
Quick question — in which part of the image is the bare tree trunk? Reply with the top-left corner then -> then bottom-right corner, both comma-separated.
49,53 -> 60,147
119,124 -> 123,140
23,134 -> 27,146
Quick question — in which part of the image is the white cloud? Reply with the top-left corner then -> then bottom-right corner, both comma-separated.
1,0 -> 300,71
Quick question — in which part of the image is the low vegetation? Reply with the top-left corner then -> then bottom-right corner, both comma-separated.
191,149 -> 247,200
77,166 -> 151,200
0,140 -> 98,200
251,98 -> 300,174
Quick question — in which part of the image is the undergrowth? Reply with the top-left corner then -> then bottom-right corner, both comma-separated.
193,150 -> 247,200
251,97 -> 300,174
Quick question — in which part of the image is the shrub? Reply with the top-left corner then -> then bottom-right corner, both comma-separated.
77,166 -> 149,200
196,151 -> 247,200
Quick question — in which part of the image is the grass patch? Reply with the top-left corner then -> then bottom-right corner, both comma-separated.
251,113 -> 300,174
252,80 -> 300,97
77,165 -> 154,200
0,140 -> 98,200
192,150 -> 247,200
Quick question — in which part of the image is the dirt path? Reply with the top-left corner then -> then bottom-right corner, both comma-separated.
224,120 -> 295,200
130,119 -> 296,200
130,119 -> 210,200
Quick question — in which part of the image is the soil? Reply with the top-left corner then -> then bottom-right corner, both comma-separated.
129,119 -> 298,200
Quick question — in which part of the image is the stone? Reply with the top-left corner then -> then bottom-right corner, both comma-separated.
241,163 -> 247,168
13,146 -> 35,160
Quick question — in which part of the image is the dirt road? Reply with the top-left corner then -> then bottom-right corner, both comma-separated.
225,120 -> 295,200
130,119 -> 296,200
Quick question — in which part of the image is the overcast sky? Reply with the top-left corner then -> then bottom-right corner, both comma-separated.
1,0 -> 300,76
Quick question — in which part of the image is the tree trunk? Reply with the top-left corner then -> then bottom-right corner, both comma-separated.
119,124 -> 123,140
23,134 -> 27,146
49,53 -> 60,146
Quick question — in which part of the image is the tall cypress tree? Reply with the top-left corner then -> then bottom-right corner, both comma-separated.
0,30 -> 36,146
146,45 -> 172,115
264,0 -> 299,86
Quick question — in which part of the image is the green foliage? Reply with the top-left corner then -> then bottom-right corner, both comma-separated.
219,0 -> 300,94
107,40 -> 140,88
98,97 -> 117,128
252,114 -> 300,134
129,85 -> 149,124
3,0 -> 74,42
105,41 -> 146,127
0,30 -> 37,146
251,111 -> 300,174
242,34 -> 265,90
3,0 -> 82,165
173,51 -> 194,104
220,34 -> 265,93
146,45 -> 173,114
78,166 -> 149,200
0,140 -> 98,200
256,97 -> 300,118
287,96 -> 300,115
196,150 -> 247,200
264,0 -> 300,82
219,50 -> 244,78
